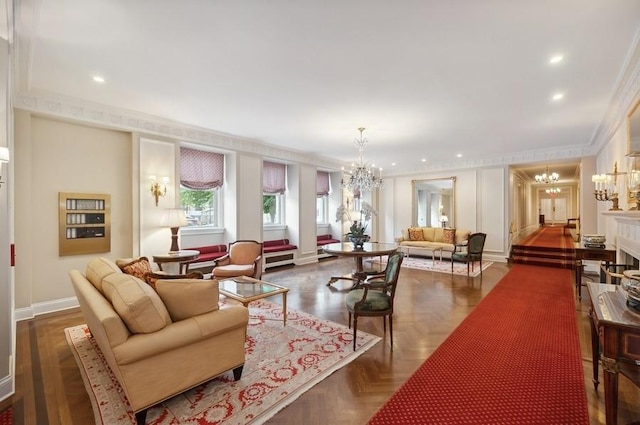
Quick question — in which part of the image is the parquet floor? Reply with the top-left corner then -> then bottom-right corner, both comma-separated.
2,257 -> 639,424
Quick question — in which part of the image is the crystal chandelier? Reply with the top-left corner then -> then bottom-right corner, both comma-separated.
340,127 -> 383,192
545,186 -> 561,196
535,166 -> 559,184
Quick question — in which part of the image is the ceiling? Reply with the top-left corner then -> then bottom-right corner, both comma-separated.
12,1 -> 640,179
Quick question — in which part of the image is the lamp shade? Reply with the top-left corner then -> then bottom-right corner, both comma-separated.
164,208 -> 188,228
0,147 -> 9,163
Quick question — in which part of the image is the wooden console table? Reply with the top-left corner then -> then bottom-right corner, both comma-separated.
574,244 -> 616,299
587,282 -> 640,425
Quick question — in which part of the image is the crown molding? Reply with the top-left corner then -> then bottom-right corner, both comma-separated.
589,28 -> 640,155
13,91 -> 346,172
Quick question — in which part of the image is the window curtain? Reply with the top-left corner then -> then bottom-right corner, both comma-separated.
316,171 -> 330,196
263,161 -> 286,194
180,147 -> 224,190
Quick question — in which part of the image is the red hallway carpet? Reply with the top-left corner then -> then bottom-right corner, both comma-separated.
367,264 -> 589,425
518,225 -> 575,249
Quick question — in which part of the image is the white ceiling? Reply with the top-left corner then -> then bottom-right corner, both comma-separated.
12,1 -> 640,178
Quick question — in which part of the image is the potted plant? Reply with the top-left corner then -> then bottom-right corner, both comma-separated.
336,201 -> 377,249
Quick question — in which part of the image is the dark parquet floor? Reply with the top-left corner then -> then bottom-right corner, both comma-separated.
2,254 -> 640,424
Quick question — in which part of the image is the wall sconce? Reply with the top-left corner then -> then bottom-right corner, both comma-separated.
627,154 -> 640,210
149,175 -> 169,206
0,147 -> 9,188
592,161 -> 625,211
164,208 -> 188,253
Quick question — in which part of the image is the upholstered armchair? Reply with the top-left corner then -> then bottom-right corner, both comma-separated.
451,232 -> 487,276
346,251 -> 404,350
212,240 -> 264,280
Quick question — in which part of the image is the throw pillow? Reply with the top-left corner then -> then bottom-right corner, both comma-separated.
156,279 -> 220,321
117,257 -> 152,282
408,228 -> 425,241
145,270 -> 204,290
101,273 -> 172,334
443,228 -> 456,244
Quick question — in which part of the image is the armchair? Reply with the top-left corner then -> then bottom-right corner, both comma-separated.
212,240 -> 264,280
451,232 -> 487,276
346,251 -> 404,350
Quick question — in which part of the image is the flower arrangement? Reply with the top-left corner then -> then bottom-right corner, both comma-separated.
336,201 -> 377,240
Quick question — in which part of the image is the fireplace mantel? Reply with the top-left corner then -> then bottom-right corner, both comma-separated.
605,211 -> 640,264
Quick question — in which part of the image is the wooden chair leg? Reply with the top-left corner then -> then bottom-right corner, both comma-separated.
388,314 -> 393,348
353,315 -> 358,351
348,312 -> 352,329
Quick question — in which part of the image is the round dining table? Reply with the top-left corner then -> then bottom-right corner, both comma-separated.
322,242 -> 399,290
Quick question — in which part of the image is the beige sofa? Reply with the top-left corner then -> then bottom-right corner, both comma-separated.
69,257 -> 249,424
396,227 -> 471,258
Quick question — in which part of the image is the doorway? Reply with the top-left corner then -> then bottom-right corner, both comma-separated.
540,196 -> 568,225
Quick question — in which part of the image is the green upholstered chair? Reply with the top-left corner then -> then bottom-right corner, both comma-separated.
451,232 -> 487,276
346,251 -> 404,351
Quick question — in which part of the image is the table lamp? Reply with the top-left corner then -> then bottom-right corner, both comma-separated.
164,208 -> 188,253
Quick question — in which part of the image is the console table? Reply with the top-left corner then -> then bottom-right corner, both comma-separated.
152,250 -> 200,274
574,243 -> 616,299
587,282 -> 640,425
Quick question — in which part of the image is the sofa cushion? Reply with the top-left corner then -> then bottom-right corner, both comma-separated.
145,271 -> 204,290
85,257 -> 122,293
443,228 -> 456,244
155,279 -> 220,321
433,228 -> 445,242
408,228 -> 425,241
423,227 -> 435,241
101,273 -> 172,334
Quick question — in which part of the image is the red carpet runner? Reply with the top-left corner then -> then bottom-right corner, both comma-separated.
518,225 -> 575,249
368,265 -> 589,425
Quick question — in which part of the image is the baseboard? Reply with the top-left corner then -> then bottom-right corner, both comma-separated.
15,296 -> 79,322
0,373 -> 14,403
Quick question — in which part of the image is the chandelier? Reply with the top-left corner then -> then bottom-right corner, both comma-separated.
340,127 -> 383,192
545,186 -> 561,196
535,166 -> 559,184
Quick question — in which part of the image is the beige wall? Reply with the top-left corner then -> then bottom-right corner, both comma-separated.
14,112 -> 133,309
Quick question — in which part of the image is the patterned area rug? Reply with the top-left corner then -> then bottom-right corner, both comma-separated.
0,407 -> 11,425
367,265 -> 589,424
367,256 -> 493,277
65,299 -> 380,425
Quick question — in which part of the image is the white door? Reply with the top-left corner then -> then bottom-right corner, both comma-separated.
553,197 -> 568,224
540,198 -> 553,224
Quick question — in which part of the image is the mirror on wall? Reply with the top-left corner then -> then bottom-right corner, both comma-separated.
412,177 -> 456,228
628,100 -> 640,155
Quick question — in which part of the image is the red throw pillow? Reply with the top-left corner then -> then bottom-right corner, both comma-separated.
443,228 -> 456,244
119,257 -> 153,281
408,228 -> 425,241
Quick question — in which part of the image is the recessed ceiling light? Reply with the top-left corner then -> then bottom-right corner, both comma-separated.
92,75 -> 105,83
549,55 -> 564,64
456,154 -> 462,158
552,93 -> 564,101
391,162 -> 396,166
421,158 -> 426,162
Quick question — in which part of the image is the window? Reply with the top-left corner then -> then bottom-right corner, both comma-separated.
179,147 -> 224,227
317,171 -> 330,223
263,161 -> 286,225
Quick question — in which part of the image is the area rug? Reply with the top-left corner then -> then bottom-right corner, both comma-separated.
367,256 -> 493,277
65,299 -> 380,425
517,225 -> 575,249
367,264 -> 589,424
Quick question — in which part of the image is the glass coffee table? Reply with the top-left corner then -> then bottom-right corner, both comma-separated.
218,276 -> 289,326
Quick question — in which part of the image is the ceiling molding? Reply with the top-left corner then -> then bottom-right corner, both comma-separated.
589,28 -> 640,155
13,91 -> 346,172
14,90 -> 599,178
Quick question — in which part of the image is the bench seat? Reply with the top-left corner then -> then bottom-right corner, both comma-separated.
317,234 -> 341,258
182,245 -> 227,272
263,239 -> 298,271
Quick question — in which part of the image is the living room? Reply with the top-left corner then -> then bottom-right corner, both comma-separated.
2,1 -> 640,424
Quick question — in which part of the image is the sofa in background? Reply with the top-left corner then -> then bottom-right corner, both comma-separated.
395,227 -> 471,259
69,257 -> 249,424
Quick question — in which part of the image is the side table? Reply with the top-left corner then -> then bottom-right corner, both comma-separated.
152,250 -> 200,274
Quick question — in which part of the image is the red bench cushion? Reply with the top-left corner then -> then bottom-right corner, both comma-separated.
183,245 -> 227,263
317,234 -> 340,246
263,239 -> 298,253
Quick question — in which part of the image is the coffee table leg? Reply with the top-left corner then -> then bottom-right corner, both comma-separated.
282,292 -> 287,326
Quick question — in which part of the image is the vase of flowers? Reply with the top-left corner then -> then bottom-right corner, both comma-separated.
336,201 -> 377,250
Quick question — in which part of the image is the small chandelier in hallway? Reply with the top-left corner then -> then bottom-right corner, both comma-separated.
535,166 -> 559,184
545,186 -> 561,197
340,127 -> 383,192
